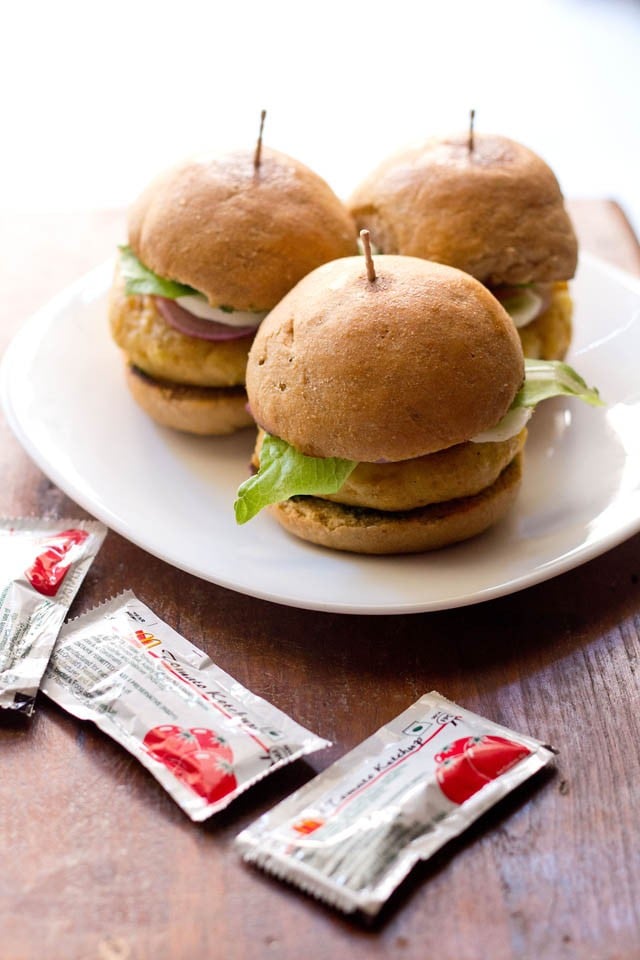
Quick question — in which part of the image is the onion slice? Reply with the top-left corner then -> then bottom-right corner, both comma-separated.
156,298 -> 258,342
175,295 -> 266,328
470,406 -> 532,444
493,284 -> 552,328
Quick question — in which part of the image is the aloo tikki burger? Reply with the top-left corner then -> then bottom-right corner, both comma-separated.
234,241 -> 601,555
109,126 -> 358,435
348,129 -> 578,361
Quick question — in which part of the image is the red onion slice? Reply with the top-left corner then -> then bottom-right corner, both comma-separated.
155,298 -> 257,342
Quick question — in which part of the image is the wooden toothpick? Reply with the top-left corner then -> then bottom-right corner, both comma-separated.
360,229 -> 376,282
468,108 -> 475,154
254,109 -> 267,169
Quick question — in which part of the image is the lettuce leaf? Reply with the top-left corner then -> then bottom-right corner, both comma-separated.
472,359 -> 603,442
234,435 -> 357,524
118,245 -> 197,299
235,359 -> 602,523
515,359 -> 603,409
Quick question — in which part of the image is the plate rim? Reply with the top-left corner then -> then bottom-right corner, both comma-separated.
2,252 -> 640,615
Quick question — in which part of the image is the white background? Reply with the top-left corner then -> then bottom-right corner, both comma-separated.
2,0 -> 639,231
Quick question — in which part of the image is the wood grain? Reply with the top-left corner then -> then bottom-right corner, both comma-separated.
0,202 -> 639,960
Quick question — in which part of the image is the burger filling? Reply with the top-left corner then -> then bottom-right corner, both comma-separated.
118,246 -> 266,340
492,283 -> 553,328
493,282 -> 572,361
234,359 -> 602,524
253,428 -> 526,512
109,269 -> 251,388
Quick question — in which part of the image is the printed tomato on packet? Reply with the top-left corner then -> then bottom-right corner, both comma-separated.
41,592 -> 329,821
0,518 -> 107,715
236,692 -> 555,917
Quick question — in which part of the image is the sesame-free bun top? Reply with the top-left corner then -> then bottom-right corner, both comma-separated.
348,134 -> 578,287
246,255 -> 524,463
128,147 -> 358,312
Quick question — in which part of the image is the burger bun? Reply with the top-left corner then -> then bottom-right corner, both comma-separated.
246,255 -> 524,463
128,147 -> 359,312
348,134 -> 578,286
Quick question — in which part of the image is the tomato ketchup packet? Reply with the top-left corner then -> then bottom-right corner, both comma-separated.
236,691 -> 555,917
41,592 -> 330,821
0,518 -> 107,715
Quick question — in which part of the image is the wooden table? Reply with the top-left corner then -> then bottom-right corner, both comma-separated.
1,202 -> 639,960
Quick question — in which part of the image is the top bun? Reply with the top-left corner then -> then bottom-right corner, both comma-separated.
128,147 -> 358,312
348,134 -> 578,286
246,255 -> 524,463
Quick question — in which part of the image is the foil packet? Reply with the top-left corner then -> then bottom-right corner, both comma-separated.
41,591 -> 330,821
236,691 -> 555,917
0,517 -> 107,715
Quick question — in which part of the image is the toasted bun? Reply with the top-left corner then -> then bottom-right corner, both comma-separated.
269,454 -> 522,554
246,256 -> 524,462
125,365 -> 253,435
128,147 -> 358,312
348,134 -> 578,286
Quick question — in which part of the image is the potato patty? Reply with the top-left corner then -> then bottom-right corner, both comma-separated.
517,282 -> 572,361
253,429 -> 526,512
109,268 -> 252,387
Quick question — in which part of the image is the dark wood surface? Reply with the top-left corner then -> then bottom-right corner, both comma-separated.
1,201 -> 639,960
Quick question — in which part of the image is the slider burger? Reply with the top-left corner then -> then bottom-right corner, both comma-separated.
348,132 -> 578,361
109,140 -> 358,434
234,248 -> 601,555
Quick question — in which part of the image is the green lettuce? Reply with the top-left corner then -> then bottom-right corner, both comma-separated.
118,245 -> 197,299
235,359 -> 602,523
515,359 -> 603,409
234,435 -> 356,524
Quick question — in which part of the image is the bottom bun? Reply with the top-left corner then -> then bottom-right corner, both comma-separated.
269,454 -> 523,555
125,364 -> 254,435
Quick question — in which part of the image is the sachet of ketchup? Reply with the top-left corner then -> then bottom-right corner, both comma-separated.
25,528 -> 89,597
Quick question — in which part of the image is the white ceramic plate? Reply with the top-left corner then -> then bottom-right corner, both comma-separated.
2,254 -> 640,614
